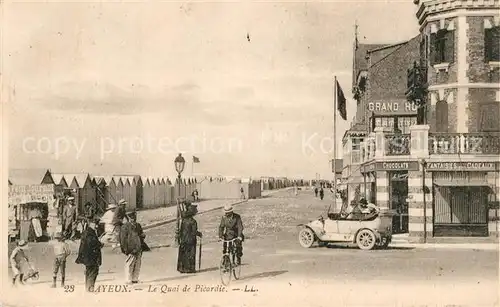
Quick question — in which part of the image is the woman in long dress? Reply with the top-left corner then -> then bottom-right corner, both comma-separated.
177,203 -> 202,273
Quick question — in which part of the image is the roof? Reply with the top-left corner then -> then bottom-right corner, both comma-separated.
63,173 -> 91,188
9,169 -> 50,185
114,175 -> 139,185
367,35 -> 420,103
50,173 -> 68,186
111,176 -> 124,185
353,43 -> 390,86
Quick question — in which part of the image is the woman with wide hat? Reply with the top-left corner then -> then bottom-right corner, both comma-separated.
177,202 -> 202,273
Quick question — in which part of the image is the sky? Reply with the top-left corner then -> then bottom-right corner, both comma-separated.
4,1 -> 419,179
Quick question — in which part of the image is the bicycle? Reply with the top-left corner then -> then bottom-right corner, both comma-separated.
219,238 -> 241,286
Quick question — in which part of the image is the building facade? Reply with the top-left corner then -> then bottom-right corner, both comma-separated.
343,0 -> 500,242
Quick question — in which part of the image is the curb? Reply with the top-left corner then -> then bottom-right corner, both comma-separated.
391,241 -> 499,250
142,199 -> 249,230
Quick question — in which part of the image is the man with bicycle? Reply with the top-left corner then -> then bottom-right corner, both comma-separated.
218,204 -> 244,265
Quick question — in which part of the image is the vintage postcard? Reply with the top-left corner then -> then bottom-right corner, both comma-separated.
1,0 -> 499,306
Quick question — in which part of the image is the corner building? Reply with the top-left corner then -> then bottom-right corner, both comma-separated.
343,0 -> 500,243
407,0 -> 500,242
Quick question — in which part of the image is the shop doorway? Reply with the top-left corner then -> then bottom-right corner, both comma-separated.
389,171 -> 409,234
433,185 -> 489,237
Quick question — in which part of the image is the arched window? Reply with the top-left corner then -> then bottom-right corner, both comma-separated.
435,100 -> 449,133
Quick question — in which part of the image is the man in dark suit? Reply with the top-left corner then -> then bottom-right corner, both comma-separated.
218,204 -> 244,265
76,217 -> 102,292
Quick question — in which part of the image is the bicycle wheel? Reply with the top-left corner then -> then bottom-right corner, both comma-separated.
232,253 -> 241,280
219,255 -> 232,286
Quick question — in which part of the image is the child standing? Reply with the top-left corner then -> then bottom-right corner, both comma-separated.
10,240 -> 33,286
52,232 -> 71,288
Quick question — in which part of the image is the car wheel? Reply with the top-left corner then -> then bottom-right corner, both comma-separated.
298,227 -> 315,248
356,229 -> 376,250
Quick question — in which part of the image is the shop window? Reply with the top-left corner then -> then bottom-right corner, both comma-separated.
485,26 -> 500,62
430,29 -> 455,65
435,100 -> 449,133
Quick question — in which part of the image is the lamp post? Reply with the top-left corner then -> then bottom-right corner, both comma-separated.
419,158 -> 427,243
174,153 -> 186,246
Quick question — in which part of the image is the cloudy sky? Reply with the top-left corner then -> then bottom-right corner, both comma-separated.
4,1 -> 419,179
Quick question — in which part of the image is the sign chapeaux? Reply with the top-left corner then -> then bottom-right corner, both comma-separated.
8,184 -> 55,205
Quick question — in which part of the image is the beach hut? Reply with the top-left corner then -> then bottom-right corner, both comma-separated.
141,177 -> 154,208
65,173 -> 96,215
115,175 -> 136,210
112,176 -> 125,204
152,178 -> 160,206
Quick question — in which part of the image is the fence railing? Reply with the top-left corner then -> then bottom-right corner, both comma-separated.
429,132 -> 500,155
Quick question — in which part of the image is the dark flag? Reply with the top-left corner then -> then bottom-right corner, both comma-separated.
336,80 -> 347,120
193,156 -> 200,163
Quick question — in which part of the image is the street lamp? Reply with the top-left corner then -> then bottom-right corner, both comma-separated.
419,158 -> 427,243
174,153 -> 185,246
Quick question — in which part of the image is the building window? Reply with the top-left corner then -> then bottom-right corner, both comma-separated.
430,29 -> 455,65
485,26 -> 500,62
397,117 -> 418,134
420,34 -> 428,67
351,138 -> 364,164
435,100 -> 449,133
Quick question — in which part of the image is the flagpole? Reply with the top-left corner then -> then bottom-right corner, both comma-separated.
333,76 -> 338,212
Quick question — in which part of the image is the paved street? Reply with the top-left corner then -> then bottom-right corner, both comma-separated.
4,189 -> 499,307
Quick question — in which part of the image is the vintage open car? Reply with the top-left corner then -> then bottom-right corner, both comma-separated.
297,209 -> 395,250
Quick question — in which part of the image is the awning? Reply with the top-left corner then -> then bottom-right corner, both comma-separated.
433,179 -> 490,187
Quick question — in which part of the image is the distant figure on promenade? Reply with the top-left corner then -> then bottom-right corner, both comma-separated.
314,187 -> 318,197
76,217 -> 102,292
192,189 -> 200,202
177,202 -> 202,274
319,187 -> 325,200
62,197 -> 77,240
240,187 -> 245,200
51,232 -> 71,288
120,211 -> 146,284
10,240 -> 35,286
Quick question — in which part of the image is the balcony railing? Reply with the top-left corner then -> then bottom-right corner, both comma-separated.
429,132 -> 500,155
385,134 -> 411,155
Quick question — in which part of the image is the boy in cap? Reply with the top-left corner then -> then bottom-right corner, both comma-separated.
51,232 -> 71,288
10,240 -> 34,286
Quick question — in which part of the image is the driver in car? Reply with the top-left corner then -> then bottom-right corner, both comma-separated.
360,198 -> 379,214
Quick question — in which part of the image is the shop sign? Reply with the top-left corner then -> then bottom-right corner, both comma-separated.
426,162 -> 497,171
376,161 -> 419,171
8,184 -> 55,206
391,173 -> 409,181
368,101 -> 418,114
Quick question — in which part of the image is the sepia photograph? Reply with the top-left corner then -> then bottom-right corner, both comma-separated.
2,0 -> 499,306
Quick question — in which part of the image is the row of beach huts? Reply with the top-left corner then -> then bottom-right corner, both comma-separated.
9,169 -> 304,213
